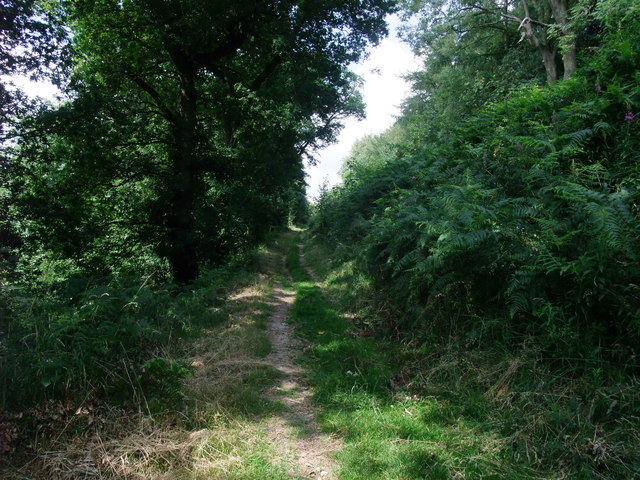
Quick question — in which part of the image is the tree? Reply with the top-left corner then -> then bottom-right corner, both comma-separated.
1,0 -> 67,281
504,0 -> 577,81
35,0 -> 394,282
402,0 -> 579,83
1,0 -> 67,135
399,0 -> 544,138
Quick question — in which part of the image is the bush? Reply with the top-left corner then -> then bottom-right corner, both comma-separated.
0,262 -> 240,412
310,0 -> 640,357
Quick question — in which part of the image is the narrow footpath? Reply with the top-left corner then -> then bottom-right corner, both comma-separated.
261,244 -> 340,479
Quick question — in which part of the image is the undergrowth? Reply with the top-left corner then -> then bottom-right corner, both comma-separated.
5,230 -> 638,479
0,243 -> 294,479
297,232 -> 640,479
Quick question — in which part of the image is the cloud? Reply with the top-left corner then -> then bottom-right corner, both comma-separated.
305,15 -> 419,201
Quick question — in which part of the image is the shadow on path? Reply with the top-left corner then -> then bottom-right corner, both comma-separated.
261,251 -> 340,479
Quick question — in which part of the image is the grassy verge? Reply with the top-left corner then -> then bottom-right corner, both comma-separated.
282,232 -> 530,479
291,232 -> 640,479
0,244 -> 294,479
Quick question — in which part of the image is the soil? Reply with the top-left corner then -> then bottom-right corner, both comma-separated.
262,246 -> 340,479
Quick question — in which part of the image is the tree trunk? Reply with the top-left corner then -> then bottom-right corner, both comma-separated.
548,0 -> 577,79
167,67 -> 200,283
561,47 -> 577,79
541,47 -> 558,82
519,1 -> 558,82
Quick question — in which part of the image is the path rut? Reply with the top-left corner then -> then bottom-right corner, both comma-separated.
262,247 -> 340,479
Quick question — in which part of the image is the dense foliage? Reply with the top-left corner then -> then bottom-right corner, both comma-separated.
310,2 -> 640,476
313,0 -> 640,358
2,0 -> 640,476
6,0 -> 395,284
0,0 -> 394,414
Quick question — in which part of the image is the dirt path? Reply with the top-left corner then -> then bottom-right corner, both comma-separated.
298,243 -> 321,284
262,251 -> 340,479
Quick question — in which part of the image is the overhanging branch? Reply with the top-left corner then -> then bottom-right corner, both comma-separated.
127,74 -> 177,124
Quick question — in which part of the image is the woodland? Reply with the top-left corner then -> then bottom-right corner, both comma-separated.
1,0 -> 639,478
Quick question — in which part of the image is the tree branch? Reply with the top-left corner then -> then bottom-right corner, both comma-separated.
471,5 -> 522,23
250,54 -> 284,92
127,74 -> 177,124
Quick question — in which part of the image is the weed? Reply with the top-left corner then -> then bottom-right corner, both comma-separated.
0,244 -> 297,479
299,232 -> 640,479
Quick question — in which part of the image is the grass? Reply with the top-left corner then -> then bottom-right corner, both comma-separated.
0,244 -> 295,479
5,231 -> 638,479
295,231 -> 640,480
276,231 -> 531,479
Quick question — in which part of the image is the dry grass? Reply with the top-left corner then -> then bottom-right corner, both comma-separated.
10,418 -> 279,480
3,269 -> 287,480
392,345 -> 640,479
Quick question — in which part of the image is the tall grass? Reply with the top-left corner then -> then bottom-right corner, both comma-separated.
279,232 -> 535,479
297,232 -> 640,479
0,244 -> 293,478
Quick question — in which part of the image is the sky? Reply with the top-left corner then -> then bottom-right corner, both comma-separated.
305,15 -> 420,201
1,73 -> 61,100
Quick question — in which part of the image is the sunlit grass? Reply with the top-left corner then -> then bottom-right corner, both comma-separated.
286,230 -> 543,479
2,244 -> 297,480
302,235 -> 378,328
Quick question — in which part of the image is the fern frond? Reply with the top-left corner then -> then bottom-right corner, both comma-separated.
429,272 -> 458,296
592,121 -> 611,135
560,128 -> 593,152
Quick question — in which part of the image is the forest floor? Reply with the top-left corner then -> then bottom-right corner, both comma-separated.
258,245 -> 340,479
3,231 -> 340,479
5,230 -> 637,479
